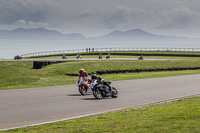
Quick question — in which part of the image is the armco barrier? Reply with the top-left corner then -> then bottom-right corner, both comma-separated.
33,61 -> 68,69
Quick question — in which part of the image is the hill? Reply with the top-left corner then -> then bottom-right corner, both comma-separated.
0,27 -> 85,40
91,29 -> 200,42
0,27 -> 199,42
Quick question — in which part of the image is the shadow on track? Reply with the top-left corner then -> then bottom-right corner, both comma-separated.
81,97 -> 112,100
68,94 -> 93,96
81,98 -> 97,100
68,94 -> 82,96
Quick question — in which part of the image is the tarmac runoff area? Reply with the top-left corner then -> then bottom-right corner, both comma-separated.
0,74 -> 200,131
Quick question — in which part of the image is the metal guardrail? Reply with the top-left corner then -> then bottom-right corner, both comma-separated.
20,47 -> 200,57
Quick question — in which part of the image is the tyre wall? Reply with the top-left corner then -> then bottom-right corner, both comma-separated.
33,61 -> 68,69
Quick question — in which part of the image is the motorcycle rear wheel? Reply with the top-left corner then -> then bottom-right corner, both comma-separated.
93,89 -> 103,99
111,87 -> 118,98
79,86 -> 87,95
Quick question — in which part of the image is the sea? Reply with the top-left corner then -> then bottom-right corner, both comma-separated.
0,39 -> 200,59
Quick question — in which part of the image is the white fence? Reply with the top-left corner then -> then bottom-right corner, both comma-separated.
20,47 -> 200,57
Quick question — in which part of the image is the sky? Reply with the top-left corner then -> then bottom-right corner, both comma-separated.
0,0 -> 200,38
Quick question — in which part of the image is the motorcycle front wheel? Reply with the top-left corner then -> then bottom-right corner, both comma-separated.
79,86 -> 87,95
93,89 -> 103,99
111,87 -> 118,98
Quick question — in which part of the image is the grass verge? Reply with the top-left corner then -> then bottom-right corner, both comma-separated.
1,60 -> 200,90
2,96 -> 200,133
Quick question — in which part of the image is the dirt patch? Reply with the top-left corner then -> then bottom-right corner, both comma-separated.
90,63 -> 100,66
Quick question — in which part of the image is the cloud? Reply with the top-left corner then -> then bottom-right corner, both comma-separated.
157,6 -> 200,29
0,0 -> 52,24
14,19 -> 27,26
100,6 -> 157,30
0,0 -> 200,37
28,21 -> 49,28
60,5 -> 153,30
13,19 -> 49,28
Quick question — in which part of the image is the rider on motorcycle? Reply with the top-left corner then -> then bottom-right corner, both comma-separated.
91,74 -> 118,99
99,54 -> 102,59
96,75 -> 112,92
91,74 -> 104,83
91,74 -> 98,82
106,53 -> 110,59
79,69 -> 89,81
77,53 -> 82,59
79,69 -> 92,93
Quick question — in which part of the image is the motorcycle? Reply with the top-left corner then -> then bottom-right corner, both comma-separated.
76,54 -> 82,59
106,55 -> 110,59
14,55 -> 22,60
138,55 -> 143,60
91,80 -> 118,99
98,55 -> 102,59
76,77 -> 91,95
62,55 -> 67,59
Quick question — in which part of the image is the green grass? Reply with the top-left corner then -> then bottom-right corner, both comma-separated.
0,61 -> 76,90
48,60 -> 200,75
2,96 -> 200,133
1,60 -> 200,90
1,52 -> 200,133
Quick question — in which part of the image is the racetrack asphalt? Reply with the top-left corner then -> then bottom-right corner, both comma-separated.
0,74 -> 200,131
0,58 -> 181,62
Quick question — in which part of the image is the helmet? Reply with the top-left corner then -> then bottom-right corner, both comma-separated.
91,74 -> 97,80
97,76 -> 102,81
79,69 -> 84,74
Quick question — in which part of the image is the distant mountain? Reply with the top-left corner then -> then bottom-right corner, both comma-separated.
0,27 -> 199,42
0,27 -> 85,40
90,29 -> 200,42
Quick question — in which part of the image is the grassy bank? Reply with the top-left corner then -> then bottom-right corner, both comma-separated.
1,60 -> 200,90
2,96 -> 199,133
49,60 -> 200,74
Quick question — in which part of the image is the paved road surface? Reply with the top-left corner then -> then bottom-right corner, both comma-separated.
0,58 -> 181,61
0,74 -> 200,131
